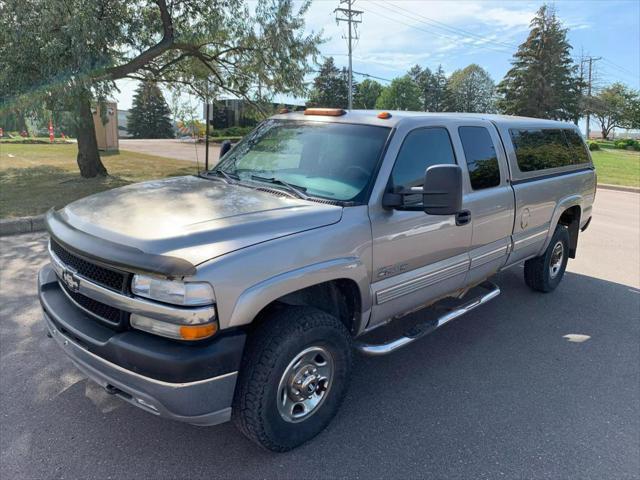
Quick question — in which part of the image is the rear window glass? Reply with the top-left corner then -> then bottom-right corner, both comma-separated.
563,129 -> 590,164
459,126 -> 500,189
510,128 -> 575,172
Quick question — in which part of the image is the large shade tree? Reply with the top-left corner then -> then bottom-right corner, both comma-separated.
497,4 -> 582,121
589,83 -> 640,139
375,75 -> 421,111
0,0 -> 321,177
445,64 -> 496,113
353,79 -> 383,109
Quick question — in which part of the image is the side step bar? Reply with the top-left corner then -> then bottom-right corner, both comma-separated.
355,281 -> 501,356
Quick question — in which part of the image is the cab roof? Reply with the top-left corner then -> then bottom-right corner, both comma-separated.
271,109 -> 577,130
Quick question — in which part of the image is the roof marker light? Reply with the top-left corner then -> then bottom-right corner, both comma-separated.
377,111 -> 392,119
304,108 -> 346,116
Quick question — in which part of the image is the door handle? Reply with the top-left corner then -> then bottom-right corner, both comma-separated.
455,210 -> 471,226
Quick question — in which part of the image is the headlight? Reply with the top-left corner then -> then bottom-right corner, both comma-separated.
130,314 -> 218,341
131,274 -> 215,306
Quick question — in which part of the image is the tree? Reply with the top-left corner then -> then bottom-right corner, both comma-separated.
497,4 -> 582,121
589,83 -> 640,139
127,81 -> 175,138
0,0 -> 321,177
408,64 -> 448,112
353,79 -> 383,109
307,57 -> 349,108
375,75 -> 421,111
445,64 -> 496,113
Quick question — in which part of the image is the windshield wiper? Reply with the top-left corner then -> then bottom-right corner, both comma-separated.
210,169 -> 238,183
250,175 -> 309,200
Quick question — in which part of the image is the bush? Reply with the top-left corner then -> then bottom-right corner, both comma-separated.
588,141 -> 600,151
614,138 -> 639,150
210,126 -> 252,138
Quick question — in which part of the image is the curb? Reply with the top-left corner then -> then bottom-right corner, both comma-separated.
597,183 -> 640,194
0,215 -> 45,237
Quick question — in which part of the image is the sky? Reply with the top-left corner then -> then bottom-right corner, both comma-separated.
113,0 -> 640,112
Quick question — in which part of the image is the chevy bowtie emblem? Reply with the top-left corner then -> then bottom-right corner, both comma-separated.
62,268 -> 81,292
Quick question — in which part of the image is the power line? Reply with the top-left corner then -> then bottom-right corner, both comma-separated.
374,0 -> 520,51
335,0 -> 362,110
362,2 -> 514,56
352,70 -> 392,83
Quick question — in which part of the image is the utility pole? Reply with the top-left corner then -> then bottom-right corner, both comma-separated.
335,0 -> 362,110
582,56 -> 601,139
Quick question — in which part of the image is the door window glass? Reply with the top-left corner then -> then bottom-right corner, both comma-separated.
459,126 -> 500,189
391,127 -> 456,189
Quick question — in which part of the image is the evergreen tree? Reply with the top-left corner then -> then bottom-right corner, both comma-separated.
127,81 -> 174,139
408,64 -> 448,112
445,64 -> 496,113
307,57 -> 349,108
497,5 -> 582,120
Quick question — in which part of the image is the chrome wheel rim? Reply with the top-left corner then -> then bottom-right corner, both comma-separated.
549,241 -> 564,279
277,346 -> 334,423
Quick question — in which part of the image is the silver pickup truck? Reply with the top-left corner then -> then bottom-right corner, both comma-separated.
39,109 -> 596,451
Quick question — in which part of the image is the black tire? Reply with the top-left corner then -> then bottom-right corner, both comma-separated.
524,225 -> 570,293
232,306 -> 352,452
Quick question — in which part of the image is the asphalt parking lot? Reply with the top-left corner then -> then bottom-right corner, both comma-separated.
1,189 -> 638,479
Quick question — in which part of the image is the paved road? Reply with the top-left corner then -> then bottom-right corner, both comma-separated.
119,138 -> 222,164
1,189 -> 638,479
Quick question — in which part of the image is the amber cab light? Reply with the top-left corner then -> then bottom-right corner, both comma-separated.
304,108 -> 346,116
377,111 -> 392,119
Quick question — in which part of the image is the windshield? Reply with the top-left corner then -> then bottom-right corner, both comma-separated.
214,120 -> 391,202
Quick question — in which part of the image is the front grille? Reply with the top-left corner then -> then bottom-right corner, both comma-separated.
60,282 -> 128,327
50,239 -> 129,292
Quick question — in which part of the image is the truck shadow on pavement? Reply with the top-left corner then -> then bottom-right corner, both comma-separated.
1,234 -> 638,479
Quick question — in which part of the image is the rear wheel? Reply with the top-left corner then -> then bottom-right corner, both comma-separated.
232,306 -> 352,451
524,225 -> 570,292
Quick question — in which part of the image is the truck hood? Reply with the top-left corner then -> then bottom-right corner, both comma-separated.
59,176 -> 343,266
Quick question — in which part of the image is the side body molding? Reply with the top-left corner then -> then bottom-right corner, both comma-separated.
226,257 -> 372,332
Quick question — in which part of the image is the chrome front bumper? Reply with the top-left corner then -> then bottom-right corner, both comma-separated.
43,310 -> 236,426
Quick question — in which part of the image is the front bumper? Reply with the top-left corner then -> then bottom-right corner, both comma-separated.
39,265 -> 245,426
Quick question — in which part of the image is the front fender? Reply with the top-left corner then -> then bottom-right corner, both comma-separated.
226,257 -> 372,330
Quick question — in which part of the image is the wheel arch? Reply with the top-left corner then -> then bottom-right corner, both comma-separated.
226,258 -> 372,335
541,195 -> 582,258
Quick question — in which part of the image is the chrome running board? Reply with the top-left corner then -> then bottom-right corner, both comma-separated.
355,281 -> 501,356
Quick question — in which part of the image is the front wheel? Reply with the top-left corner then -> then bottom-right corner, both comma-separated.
524,225 -> 570,292
232,306 -> 352,451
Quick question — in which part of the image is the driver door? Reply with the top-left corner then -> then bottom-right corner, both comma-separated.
368,124 -> 472,328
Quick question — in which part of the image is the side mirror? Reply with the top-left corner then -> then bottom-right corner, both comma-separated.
422,165 -> 463,215
219,139 -> 232,159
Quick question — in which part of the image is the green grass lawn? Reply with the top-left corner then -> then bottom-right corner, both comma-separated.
591,148 -> 640,188
0,144 -> 198,218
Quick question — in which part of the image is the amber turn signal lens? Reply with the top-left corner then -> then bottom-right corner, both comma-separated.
377,111 -> 392,119
179,323 -> 218,340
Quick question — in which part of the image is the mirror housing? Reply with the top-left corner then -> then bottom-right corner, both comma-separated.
422,164 -> 463,215
219,140 -> 232,159
382,164 -> 463,215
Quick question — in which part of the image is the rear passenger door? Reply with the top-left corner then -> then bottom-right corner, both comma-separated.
454,120 -> 515,284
